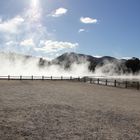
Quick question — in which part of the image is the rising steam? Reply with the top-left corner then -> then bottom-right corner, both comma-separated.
0,52 -> 140,80
0,52 -> 92,76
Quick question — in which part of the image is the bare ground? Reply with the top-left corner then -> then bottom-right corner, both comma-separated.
0,80 -> 140,140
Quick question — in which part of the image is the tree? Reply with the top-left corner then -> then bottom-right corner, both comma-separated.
125,57 -> 140,73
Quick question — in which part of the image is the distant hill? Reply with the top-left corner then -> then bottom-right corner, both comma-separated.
52,52 -> 140,74
52,52 -> 125,72
0,52 -> 140,74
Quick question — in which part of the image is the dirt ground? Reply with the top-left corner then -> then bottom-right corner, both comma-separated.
0,80 -> 140,140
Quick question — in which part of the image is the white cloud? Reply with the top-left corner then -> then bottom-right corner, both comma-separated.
51,8 -> 68,17
0,2 -> 76,58
34,40 -> 78,53
94,55 -> 102,58
20,39 -> 35,47
121,57 -> 132,60
0,16 -> 24,33
78,29 -> 85,33
6,41 -> 16,46
80,17 -> 98,24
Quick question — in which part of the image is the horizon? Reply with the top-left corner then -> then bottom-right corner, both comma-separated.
0,0 -> 140,59
0,51 -> 138,61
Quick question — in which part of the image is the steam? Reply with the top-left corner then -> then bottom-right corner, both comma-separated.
94,60 -> 124,76
0,52 -> 140,80
94,60 -> 140,80
0,52 -> 92,76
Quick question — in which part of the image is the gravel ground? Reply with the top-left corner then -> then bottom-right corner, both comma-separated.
0,80 -> 140,140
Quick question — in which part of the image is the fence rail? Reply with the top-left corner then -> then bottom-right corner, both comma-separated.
0,76 -> 139,90
0,76 -> 79,81
85,77 -> 140,90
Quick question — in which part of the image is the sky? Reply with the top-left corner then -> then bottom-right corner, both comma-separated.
0,0 -> 140,59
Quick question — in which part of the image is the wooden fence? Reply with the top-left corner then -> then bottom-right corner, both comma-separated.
86,78 -> 140,90
0,75 -> 139,90
0,76 -> 75,80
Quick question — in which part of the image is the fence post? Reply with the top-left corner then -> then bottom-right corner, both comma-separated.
125,81 -> 127,88
106,79 -> 107,86
78,77 -> 80,82
137,82 -> 139,90
84,77 -> 86,83
97,78 -> 100,84
92,79 -> 94,84
61,76 -> 63,80
42,76 -> 44,80
20,75 -> 22,80
32,75 -> 33,80
70,76 -> 72,80
90,78 -> 92,84
8,75 -> 10,80
51,76 -> 52,80
114,80 -> 117,87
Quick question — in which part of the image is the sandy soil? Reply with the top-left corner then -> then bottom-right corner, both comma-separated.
0,80 -> 140,140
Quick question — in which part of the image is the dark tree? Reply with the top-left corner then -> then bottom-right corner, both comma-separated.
88,61 -> 97,72
39,58 -> 46,67
125,57 -> 140,73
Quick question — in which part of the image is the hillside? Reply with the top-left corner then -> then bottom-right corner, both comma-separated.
0,52 -> 140,75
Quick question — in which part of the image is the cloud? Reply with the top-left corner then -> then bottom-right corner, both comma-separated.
80,17 -> 98,24
122,57 -> 132,60
78,29 -> 85,33
6,41 -> 17,46
93,55 -> 102,58
0,16 -> 24,33
34,40 -> 78,53
20,39 -> 35,47
0,2 -> 76,59
51,8 -> 68,17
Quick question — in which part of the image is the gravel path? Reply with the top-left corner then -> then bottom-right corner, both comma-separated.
0,80 -> 140,140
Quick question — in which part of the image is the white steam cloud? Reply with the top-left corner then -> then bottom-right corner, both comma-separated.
0,52 -> 140,80
0,53 -> 92,76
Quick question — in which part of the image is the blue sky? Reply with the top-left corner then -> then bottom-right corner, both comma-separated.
0,0 -> 140,59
